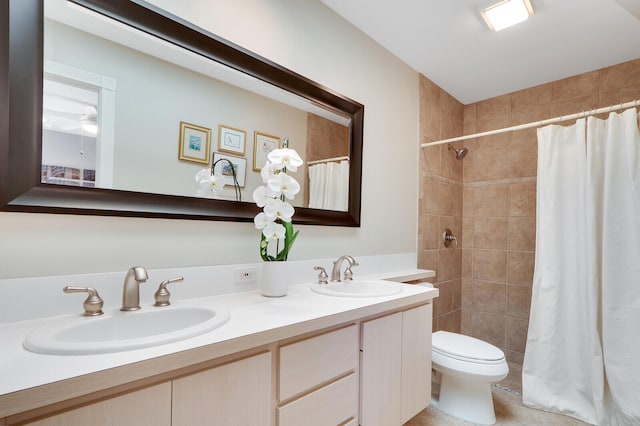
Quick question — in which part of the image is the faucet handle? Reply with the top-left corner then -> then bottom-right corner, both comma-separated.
343,264 -> 357,281
64,286 -> 104,316
153,276 -> 184,307
314,266 -> 329,284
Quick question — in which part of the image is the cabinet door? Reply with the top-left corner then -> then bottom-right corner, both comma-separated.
23,382 -> 171,426
359,312 -> 402,426
401,303 -> 433,423
172,351 -> 272,426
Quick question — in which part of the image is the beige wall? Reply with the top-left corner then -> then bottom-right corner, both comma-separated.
420,58 -> 640,370
0,0 -> 420,279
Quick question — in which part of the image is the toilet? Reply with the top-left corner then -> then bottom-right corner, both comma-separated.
431,331 -> 509,425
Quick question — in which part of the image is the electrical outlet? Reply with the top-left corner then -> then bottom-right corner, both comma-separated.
234,266 -> 257,284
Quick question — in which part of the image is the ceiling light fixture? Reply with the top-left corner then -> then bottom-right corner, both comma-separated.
482,0 -> 534,31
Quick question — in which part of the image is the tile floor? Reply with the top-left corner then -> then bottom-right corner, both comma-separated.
405,365 -> 590,426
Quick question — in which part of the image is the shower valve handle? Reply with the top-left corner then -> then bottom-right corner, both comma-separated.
443,228 -> 458,247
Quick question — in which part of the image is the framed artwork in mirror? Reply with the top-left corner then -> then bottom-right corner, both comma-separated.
213,152 -> 247,187
178,121 -> 211,164
253,132 -> 280,171
218,125 -> 246,155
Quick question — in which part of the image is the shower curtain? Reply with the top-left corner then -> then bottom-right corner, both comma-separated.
308,160 -> 349,211
523,108 -> 640,425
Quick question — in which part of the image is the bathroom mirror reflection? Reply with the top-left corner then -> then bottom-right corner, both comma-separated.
43,0 -> 351,210
1,0 -> 363,226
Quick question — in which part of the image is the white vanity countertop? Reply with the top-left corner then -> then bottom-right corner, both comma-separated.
0,276 -> 438,418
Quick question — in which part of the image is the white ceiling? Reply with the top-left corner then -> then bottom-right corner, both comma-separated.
320,0 -> 640,104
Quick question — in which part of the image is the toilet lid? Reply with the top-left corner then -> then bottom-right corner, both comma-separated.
432,331 -> 505,362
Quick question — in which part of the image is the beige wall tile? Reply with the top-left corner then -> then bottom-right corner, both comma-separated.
463,186 -> 475,218
600,58 -> 640,92
507,285 -> 532,319
462,278 -> 473,309
511,103 -> 550,126
474,137 -> 511,181
599,85 -> 640,107
474,218 -> 508,250
420,75 -> 441,142
462,139 -> 477,183
462,248 -> 473,278
473,249 -> 507,282
419,249 -> 439,282
508,138 -> 538,178
473,280 -> 506,315
474,184 -> 508,217
552,70 -> 600,102
506,349 -> 525,367
421,179 -> 440,215
461,308 -> 472,335
550,94 -> 599,118
507,251 -> 535,286
438,248 -> 462,282
509,182 -> 536,217
461,218 -> 474,248
422,145 -> 442,175
476,95 -> 511,122
435,309 -> 461,333
511,83 -> 553,108
471,311 -> 506,349
508,217 -> 536,251
506,317 -> 529,353
421,214 -> 441,250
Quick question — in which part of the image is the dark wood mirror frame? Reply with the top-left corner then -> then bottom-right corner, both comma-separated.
0,0 -> 363,226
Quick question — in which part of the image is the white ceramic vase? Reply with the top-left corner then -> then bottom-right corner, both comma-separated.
260,261 -> 288,297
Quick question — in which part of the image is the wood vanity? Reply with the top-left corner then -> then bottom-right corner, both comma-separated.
0,281 -> 437,426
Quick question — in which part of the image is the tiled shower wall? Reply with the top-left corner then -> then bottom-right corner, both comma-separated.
419,58 -> 640,366
418,75 -> 464,332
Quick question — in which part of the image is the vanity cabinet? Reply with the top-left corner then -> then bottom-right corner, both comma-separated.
360,303 -> 432,426
277,324 -> 359,426
23,382 -> 171,426
172,351 -> 272,426
6,300 -> 435,426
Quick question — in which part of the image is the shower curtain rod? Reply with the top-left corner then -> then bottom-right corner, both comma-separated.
307,155 -> 350,165
421,98 -> 640,148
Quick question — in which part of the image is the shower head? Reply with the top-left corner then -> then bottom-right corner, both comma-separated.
447,143 -> 469,160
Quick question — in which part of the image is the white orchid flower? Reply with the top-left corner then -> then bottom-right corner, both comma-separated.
262,221 -> 286,241
267,173 -> 300,200
260,160 -> 277,183
252,186 -> 270,208
253,212 -> 272,230
267,148 -> 303,172
195,168 -> 225,197
264,198 -> 295,222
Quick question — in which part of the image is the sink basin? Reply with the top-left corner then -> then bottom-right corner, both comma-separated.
310,280 -> 402,297
23,305 -> 230,355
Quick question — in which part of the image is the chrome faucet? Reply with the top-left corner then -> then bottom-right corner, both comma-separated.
120,266 -> 148,311
330,255 -> 358,282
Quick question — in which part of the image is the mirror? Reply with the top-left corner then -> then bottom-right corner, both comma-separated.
0,0 -> 364,226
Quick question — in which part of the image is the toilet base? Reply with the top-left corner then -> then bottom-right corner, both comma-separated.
433,373 -> 497,425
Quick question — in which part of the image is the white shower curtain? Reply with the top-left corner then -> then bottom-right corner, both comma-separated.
523,108 -> 640,425
308,160 -> 349,211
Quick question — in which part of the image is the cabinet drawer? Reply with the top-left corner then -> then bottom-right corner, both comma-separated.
278,373 -> 358,426
279,324 -> 358,401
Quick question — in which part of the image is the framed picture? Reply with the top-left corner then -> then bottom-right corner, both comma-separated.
178,122 -> 211,164
213,152 -> 247,187
253,132 -> 280,171
218,125 -> 246,155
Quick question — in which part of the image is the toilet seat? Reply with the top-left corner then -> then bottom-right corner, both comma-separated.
432,331 -> 505,364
